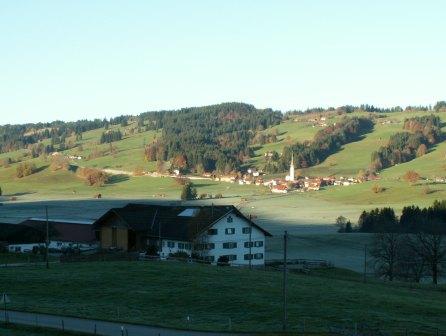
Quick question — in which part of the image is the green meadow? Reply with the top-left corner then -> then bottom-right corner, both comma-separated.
1,261 -> 444,333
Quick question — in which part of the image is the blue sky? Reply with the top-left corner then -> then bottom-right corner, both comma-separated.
1,1 -> 445,124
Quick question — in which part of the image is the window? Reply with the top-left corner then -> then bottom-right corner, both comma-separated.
254,253 -> 263,260
185,243 -> 192,250
227,216 -> 233,223
167,241 -> 175,248
225,228 -> 235,235
254,241 -> 264,247
178,242 -> 185,249
227,255 -> 237,261
242,227 -> 251,234
223,242 -> 237,249
207,243 -> 215,250
207,228 -> 218,235
244,254 -> 253,260
244,241 -> 253,248
204,256 -> 215,262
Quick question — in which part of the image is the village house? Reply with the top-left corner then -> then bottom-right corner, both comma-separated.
93,204 -> 272,266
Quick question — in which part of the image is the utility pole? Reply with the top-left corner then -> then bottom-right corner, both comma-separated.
363,244 -> 367,283
45,206 -> 49,269
282,230 -> 288,332
249,214 -> 252,270
158,220 -> 162,260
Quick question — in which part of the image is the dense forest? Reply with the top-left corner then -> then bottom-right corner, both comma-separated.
263,117 -> 374,173
143,103 -> 282,173
370,115 -> 443,171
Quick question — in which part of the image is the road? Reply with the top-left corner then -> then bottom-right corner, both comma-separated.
0,310 -> 241,336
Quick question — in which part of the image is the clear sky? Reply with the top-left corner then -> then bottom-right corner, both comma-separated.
1,0 -> 445,124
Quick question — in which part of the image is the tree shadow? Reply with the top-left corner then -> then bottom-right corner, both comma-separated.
107,174 -> 130,184
35,165 -> 49,174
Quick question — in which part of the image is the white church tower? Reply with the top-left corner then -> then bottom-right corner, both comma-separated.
285,153 -> 295,181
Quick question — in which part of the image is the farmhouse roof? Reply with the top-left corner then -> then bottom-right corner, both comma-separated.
93,203 -> 272,241
20,219 -> 96,243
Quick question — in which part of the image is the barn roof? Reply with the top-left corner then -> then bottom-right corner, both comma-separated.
93,203 -> 272,241
20,219 -> 96,243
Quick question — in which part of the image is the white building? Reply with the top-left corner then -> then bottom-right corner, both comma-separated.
285,154 -> 295,182
93,204 -> 272,266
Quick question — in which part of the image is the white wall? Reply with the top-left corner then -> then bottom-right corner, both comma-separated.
159,239 -> 192,259
197,212 -> 266,266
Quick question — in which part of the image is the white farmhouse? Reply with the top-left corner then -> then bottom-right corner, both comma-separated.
93,204 -> 272,266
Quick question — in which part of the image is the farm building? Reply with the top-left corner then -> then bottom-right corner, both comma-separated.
5,218 -> 97,253
93,204 -> 272,266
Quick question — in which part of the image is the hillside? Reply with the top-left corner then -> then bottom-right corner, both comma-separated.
2,261 -> 445,333
1,104 -> 446,227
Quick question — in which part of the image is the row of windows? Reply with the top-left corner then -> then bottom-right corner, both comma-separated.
208,227 -> 252,235
164,241 -> 263,250
165,241 -> 192,249
244,253 -> 264,260
212,253 -> 263,261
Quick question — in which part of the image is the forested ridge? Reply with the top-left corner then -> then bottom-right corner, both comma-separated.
143,103 -> 282,173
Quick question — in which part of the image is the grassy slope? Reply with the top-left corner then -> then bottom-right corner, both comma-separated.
1,261 -> 445,333
1,110 -> 446,227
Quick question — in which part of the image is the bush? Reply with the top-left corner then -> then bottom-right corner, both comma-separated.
169,251 -> 190,260
16,162 -> 37,178
180,182 -> 197,200
77,167 -> 108,187
50,155 -> 70,171
133,166 -> 144,176
372,184 -> 385,194
199,193 -> 208,199
214,193 -> 223,199
402,170 -> 420,184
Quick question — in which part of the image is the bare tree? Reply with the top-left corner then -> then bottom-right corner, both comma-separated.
411,231 -> 445,285
370,232 -> 403,281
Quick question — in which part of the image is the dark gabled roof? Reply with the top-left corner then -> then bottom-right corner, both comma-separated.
93,203 -> 272,241
20,219 -> 96,243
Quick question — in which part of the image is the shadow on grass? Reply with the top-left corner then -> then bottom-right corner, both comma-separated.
107,174 -> 130,184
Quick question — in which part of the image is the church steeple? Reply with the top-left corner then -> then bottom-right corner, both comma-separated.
289,153 -> 295,181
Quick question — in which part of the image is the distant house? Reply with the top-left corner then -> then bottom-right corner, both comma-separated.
93,204 -> 272,266
271,185 -> 288,194
6,218 -> 97,253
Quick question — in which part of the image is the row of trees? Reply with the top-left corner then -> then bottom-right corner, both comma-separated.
353,201 -> 446,284
264,117 -> 374,173
285,101 -> 446,118
358,200 -> 446,234
370,115 -> 442,171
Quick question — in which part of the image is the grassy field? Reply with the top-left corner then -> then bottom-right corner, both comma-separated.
0,325 -> 85,336
1,110 -> 446,237
0,261 -> 444,333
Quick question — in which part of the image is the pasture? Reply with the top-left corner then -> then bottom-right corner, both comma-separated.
0,261 -> 445,333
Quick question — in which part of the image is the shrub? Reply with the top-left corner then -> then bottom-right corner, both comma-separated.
169,251 -> 190,260
402,170 -> 420,184
214,193 -> 223,199
50,155 -> 70,171
180,182 -> 197,200
77,167 -> 108,187
133,166 -> 145,176
372,184 -> 385,193
199,193 -> 208,199
16,162 -> 37,178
